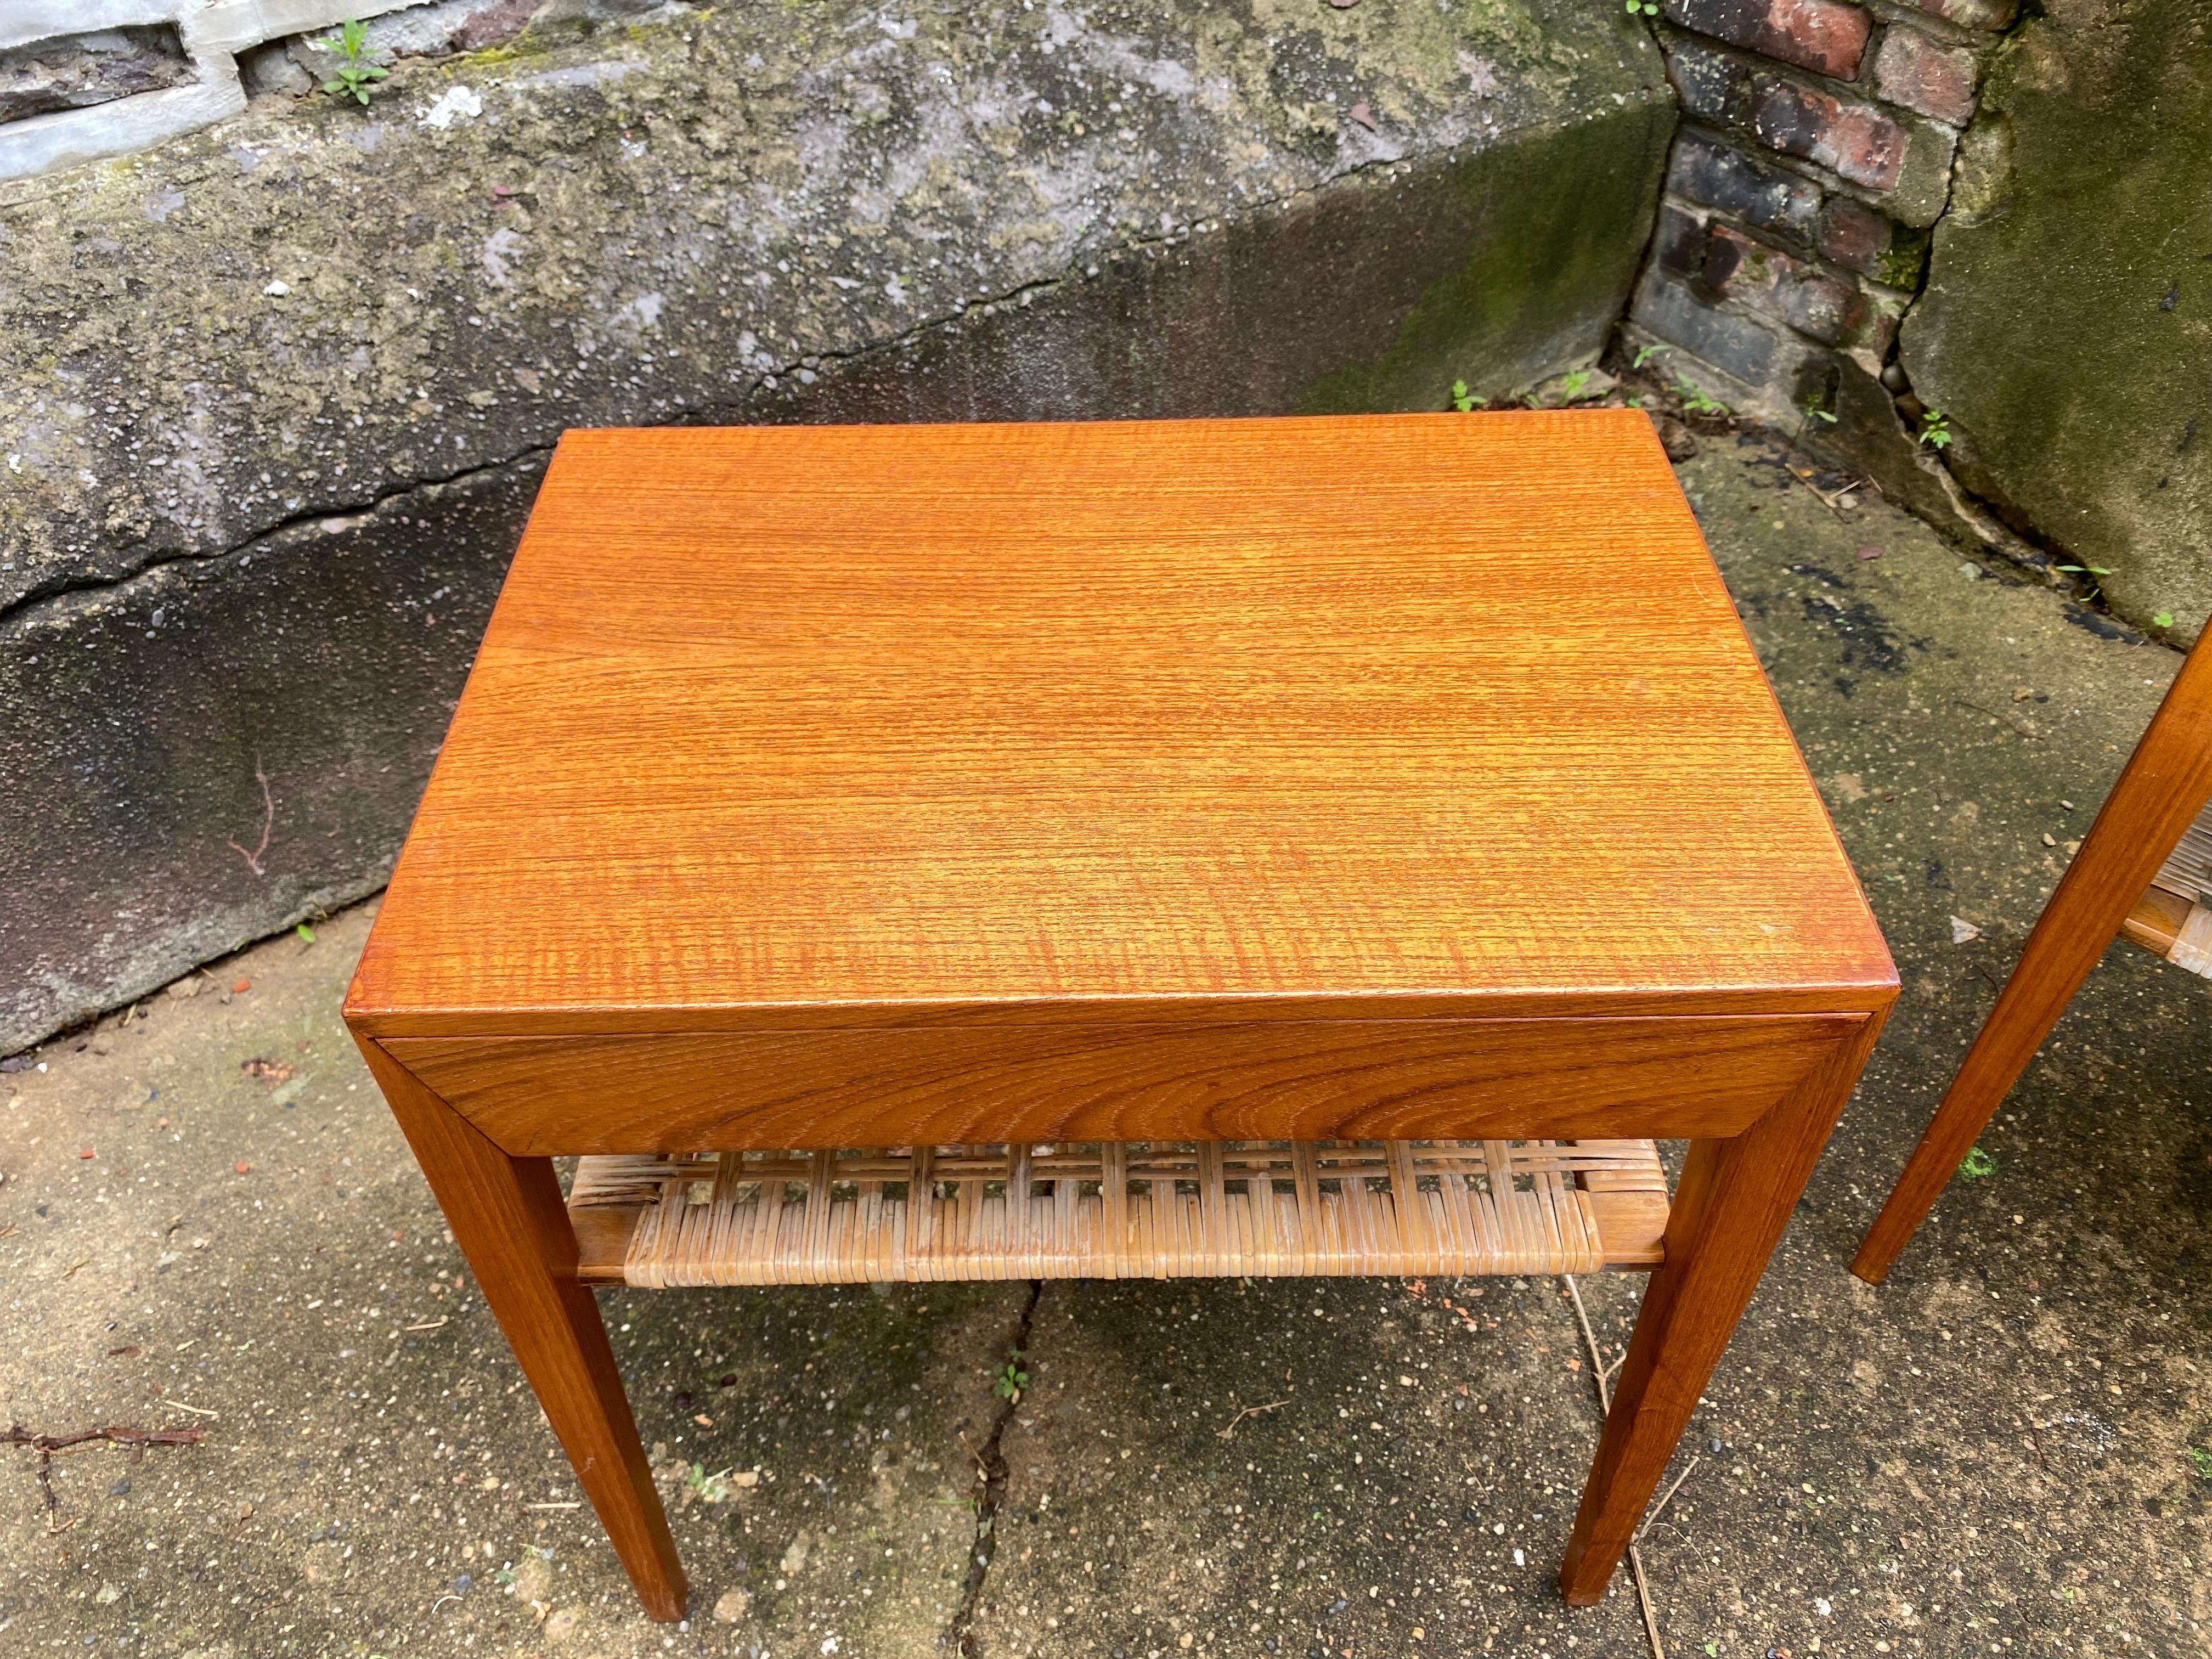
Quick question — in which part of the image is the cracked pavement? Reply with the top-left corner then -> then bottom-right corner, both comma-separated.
2,431 -> 2208,1657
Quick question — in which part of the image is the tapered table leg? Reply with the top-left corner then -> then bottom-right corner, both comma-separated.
356,1038 -> 687,1621
1560,1014 -> 1884,1604
1852,637 -> 2212,1285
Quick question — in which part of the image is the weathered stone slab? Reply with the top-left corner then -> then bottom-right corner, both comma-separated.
0,0 -> 1673,1051
0,25 -> 194,123
1899,4 -> 2212,639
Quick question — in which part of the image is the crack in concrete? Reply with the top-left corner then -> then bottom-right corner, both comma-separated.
0,266 -> 1082,633
1869,3 -> 2109,598
2,122 -> 1577,636
944,1279 -> 1043,1657
0,446 -> 553,633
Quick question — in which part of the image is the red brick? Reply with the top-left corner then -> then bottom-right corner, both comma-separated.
1816,196 -> 1889,272
1778,271 -> 1870,346
1664,0 -> 1872,79
1874,26 -> 1979,126
1752,78 -> 1909,191
1695,222 -> 1797,304
1904,0 -> 2014,30
1816,198 -> 1928,285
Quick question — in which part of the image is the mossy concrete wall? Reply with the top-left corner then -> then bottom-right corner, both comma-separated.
1898,1 -> 2212,641
0,0 -> 1673,1053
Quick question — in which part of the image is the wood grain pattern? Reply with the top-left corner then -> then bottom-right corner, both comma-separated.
354,1038 -> 686,1619
346,411 -> 1893,1040
1562,1006 -> 1889,1602
386,1015 -> 1864,1154
1853,636 -> 2212,1284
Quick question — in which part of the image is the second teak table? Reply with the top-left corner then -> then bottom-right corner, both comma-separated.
345,410 -> 1897,1621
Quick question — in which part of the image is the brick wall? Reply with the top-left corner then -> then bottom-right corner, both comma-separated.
1628,0 -> 2012,431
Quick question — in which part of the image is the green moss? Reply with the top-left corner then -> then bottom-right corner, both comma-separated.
1875,223 -> 1929,290
1295,99 -> 1674,414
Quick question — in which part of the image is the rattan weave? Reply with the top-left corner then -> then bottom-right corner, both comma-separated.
567,1139 -> 1668,1286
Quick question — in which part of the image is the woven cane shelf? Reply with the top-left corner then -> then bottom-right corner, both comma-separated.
567,1139 -> 1669,1286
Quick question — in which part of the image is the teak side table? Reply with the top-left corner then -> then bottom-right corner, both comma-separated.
343,410 -> 1897,1622
1852,634 -> 2212,1283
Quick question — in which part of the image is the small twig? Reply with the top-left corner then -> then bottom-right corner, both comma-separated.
227,760 -> 275,876
1562,1277 -> 1667,1659
1787,465 -> 1865,515
1638,1453 -> 1701,1541
1953,697 -> 2040,740
405,1317 -> 449,1333
163,1400 -> 219,1417
3,1422 -> 208,1522
1216,1399 -> 1291,1441
525,1501 -> 582,1511
955,1429 -> 991,1477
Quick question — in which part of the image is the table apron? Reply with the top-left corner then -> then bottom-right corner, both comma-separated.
380,1014 -> 1869,1155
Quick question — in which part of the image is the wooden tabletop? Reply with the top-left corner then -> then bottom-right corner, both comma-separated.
348,411 -> 1893,1038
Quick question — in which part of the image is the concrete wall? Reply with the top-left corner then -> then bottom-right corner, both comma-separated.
0,0 -> 1675,1052
1897,3 -> 2212,642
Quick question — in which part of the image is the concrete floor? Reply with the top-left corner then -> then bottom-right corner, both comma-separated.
2,428 -> 2207,1659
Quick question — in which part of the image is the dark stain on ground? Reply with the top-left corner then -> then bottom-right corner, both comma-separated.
2066,605 -> 2146,644
1800,593 -> 1911,675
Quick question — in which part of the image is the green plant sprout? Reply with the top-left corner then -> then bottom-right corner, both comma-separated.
295,921 -> 317,943
2055,563 -> 2114,577
1450,379 -> 1485,413
1803,392 -> 1838,425
321,19 -> 388,105
682,1462 -> 739,1504
1674,378 -> 1728,417
1625,0 -> 1659,15
1958,1145 -> 1996,1181
1560,368 -> 1594,402
2155,611 -> 2176,629
1917,408 -> 1952,449
994,1349 -> 1029,1400
1633,342 -> 1669,370
2189,1446 -> 2212,1480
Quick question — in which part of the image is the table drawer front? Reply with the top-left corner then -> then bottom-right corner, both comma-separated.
385,1015 -> 1866,1155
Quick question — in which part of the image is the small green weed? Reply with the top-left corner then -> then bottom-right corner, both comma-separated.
2188,1446 -> 2212,1480
994,1350 -> 1029,1400
1703,1643 -> 1720,1657
1958,1145 -> 1996,1181
2155,611 -> 2176,629
321,19 -> 389,105
295,922 -> 317,944
1450,379 -> 1485,413
1675,379 -> 1728,417
1633,342 -> 1669,370
1625,0 -> 1659,15
1802,392 -> 1837,426
2055,563 -> 2114,578
1560,368 -> 1594,402
681,1462 -> 738,1504
1917,408 -> 1952,449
